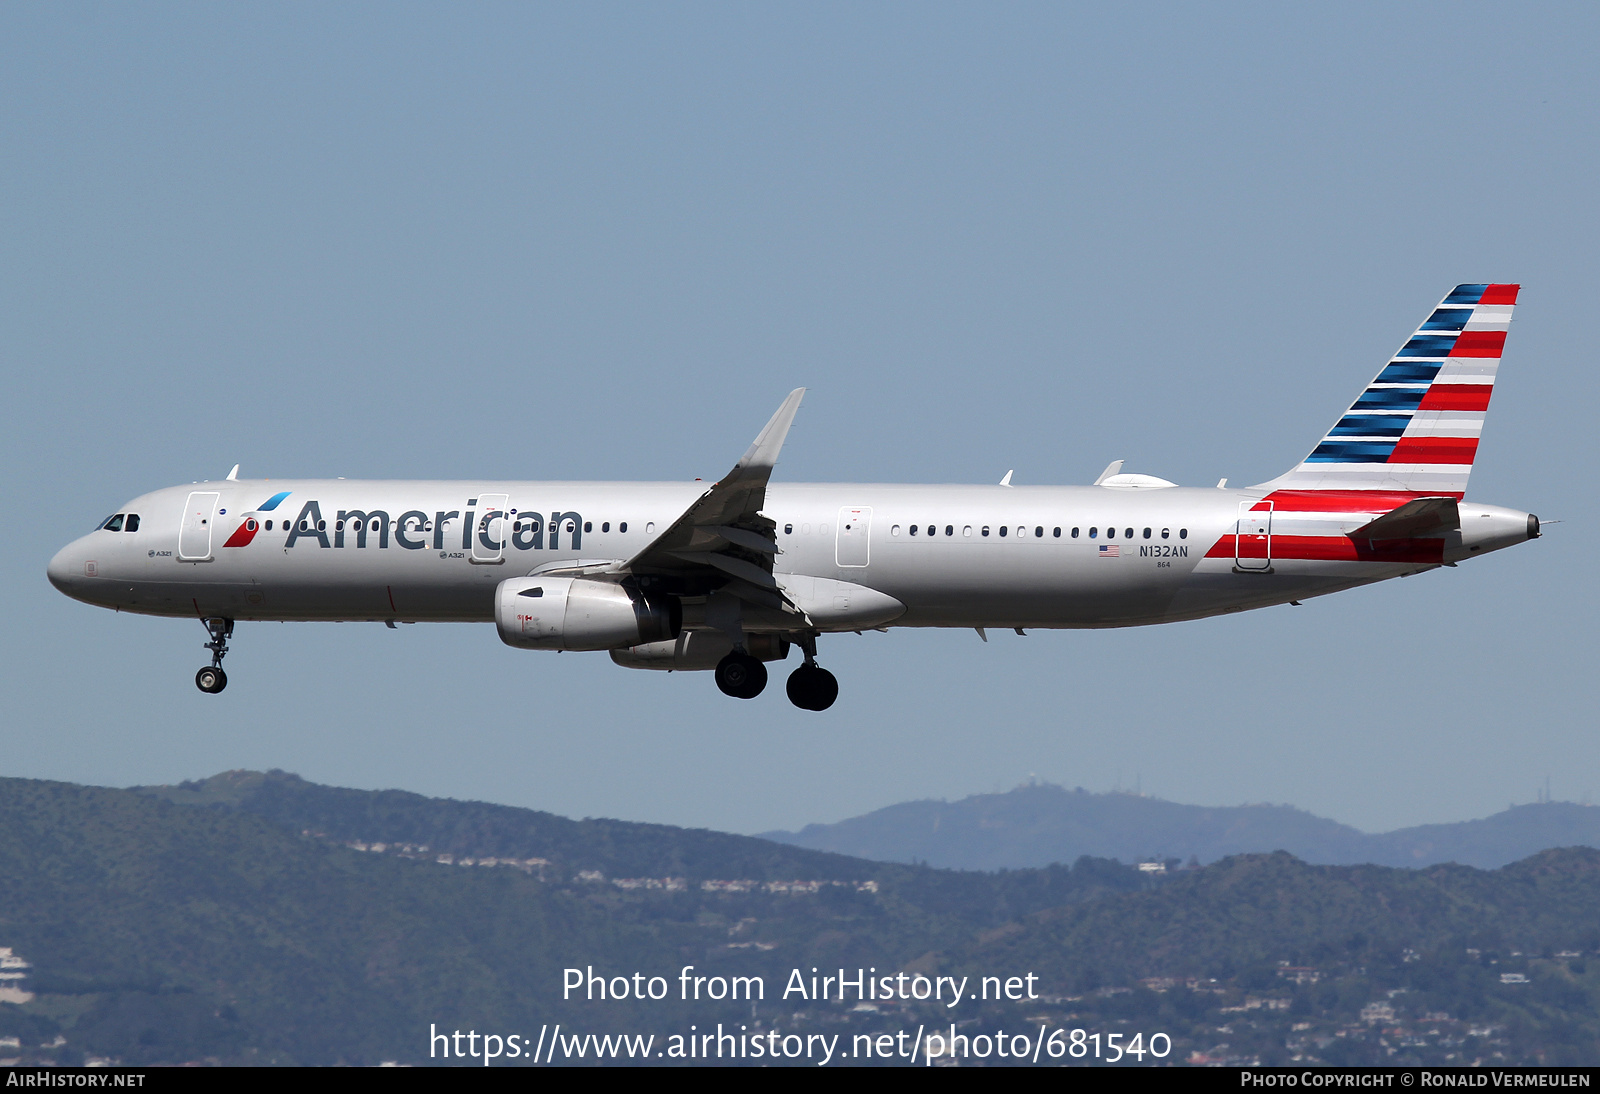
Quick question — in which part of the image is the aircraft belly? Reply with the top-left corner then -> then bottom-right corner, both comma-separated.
847,541 -> 1188,628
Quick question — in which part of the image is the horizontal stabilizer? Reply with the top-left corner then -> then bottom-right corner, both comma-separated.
1350,496 -> 1460,540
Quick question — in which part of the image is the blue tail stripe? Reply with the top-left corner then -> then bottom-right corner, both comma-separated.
1443,284 -> 1488,305
1397,334 -> 1459,357
1352,388 -> 1426,411
1306,441 -> 1399,463
1374,361 -> 1442,384
1328,415 -> 1411,437
1419,309 -> 1470,331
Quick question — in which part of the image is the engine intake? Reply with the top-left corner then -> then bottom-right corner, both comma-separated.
496,576 -> 681,652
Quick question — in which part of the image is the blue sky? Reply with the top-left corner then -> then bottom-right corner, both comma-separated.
3,3 -> 1595,836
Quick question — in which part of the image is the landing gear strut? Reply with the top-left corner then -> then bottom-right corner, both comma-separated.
786,634 -> 838,711
715,651 -> 767,699
195,617 -> 232,694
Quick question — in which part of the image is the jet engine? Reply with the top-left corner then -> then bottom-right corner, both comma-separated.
611,630 -> 789,670
495,576 -> 681,652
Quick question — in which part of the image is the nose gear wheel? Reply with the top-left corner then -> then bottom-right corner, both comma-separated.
195,617 -> 234,694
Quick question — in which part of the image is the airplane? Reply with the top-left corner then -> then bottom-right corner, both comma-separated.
48,284 -> 1539,711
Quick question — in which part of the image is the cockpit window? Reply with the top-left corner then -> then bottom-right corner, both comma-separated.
124,514 -> 140,532
101,514 -> 124,532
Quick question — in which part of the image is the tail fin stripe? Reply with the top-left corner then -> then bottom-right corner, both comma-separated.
1398,334 -> 1461,356
1388,438 -> 1478,464
1421,309 -> 1472,331
1353,389 -> 1427,411
1329,415 -> 1410,437
1417,386 -> 1493,412
1449,331 -> 1507,357
1443,285 -> 1489,304
1375,361 -> 1443,384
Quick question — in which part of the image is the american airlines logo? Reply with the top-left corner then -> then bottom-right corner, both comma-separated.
225,496 -> 588,553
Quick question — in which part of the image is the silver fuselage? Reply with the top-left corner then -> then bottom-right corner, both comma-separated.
47,479 -> 1535,632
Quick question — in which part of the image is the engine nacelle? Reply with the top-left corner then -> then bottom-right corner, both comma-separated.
611,630 -> 790,671
496,576 -> 681,652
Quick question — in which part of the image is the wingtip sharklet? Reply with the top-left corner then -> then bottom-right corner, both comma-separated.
734,388 -> 806,476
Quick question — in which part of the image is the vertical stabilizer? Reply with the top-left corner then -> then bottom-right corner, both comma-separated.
1259,284 -> 1518,498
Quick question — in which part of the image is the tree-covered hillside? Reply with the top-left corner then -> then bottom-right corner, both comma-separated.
0,772 -> 1595,1065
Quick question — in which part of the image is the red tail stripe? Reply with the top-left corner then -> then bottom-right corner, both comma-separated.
1479,284 -> 1520,305
1416,385 -> 1493,412
1205,535 -> 1445,564
1387,437 -> 1479,465
1449,331 -> 1505,357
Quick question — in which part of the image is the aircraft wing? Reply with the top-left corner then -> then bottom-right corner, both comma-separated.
1349,496 -> 1461,540
617,389 -> 806,610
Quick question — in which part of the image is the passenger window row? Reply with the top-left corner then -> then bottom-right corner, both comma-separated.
876,523 -> 1190,540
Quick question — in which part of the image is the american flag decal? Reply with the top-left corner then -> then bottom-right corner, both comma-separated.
1098,544 -> 1119,557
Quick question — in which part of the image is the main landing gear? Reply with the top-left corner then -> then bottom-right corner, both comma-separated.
786,663 -> 837,712
714,633 -> 838,711
195,617 -> 232,694
715,651 -> 768,700
786,632 -> 836,711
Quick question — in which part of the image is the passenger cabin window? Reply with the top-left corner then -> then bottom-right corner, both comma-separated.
1143,527 -> 1152,539
783,523 -> 792,535
602,522 -> 610,532
583,521 -> 592,533
125,514 -> 140,532
1035,526 -> 1044,538
998,526 -> 1007,537
1125,527 -> 1134,539
945,525 -> 953,536
1179,528 -> 1188,539
963,526 -> 972,537
981,526 -> 990,537
1089,527 -> 1097,538
892,525 -> 902,536
620,522 -> 628,533
1071,527 -> 1080,538
102,514 -> 124,531
1161,528 -> 1170,539
907,525 -> 916,536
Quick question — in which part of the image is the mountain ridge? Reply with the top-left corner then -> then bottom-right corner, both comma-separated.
757,782 -> 1600,870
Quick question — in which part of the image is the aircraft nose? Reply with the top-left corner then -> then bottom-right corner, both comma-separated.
47,540 -> 86,595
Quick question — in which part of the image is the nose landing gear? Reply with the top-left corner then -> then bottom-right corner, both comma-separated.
196,617 -> 232,694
